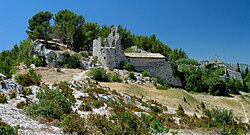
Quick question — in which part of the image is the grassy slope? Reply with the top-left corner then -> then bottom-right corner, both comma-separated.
100,82 -> 250,122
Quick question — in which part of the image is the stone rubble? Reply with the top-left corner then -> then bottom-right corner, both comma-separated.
0,103 -> 63,135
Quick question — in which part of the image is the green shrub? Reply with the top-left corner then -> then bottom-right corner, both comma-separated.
152,77 -> 170,88
150,105 -> 162,113
58,82 -> 76,103
79,103 -> 92,111
32,55 -> 46,67
0,120 -> 18,135
15,69 -> 42,87
141,70 -> 151,77
91,100 -> 103,108
0,93 -> 7,103
129,72 -> 136,80
80,51 -> 88,58
176,58 -> 200,66
110,73 -> 122,82
20,88 -> 33,97
90,111 -> 150,134
226,80 -> 241,95
60,53 -> 81,68
65,54 -> 81,68
16,101 -> 29,109
204,107 -> 234,126
89,68 -> 110,82
141,114 -> 169,134
120,61 -> 134,71
58,113 -> 86,134
56,59 -> 64,67
24,88 -> 73,119
56,68 -> 61,72
9,90 -> 17,99
185,73 -> 206,92
124,48 -> 134,53
92,56 -> 98,64
50,54 -> 57,60
209,78 -> 227,96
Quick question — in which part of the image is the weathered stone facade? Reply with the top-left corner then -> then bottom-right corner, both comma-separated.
93,26 -> 127,68
93,26 -> 183,87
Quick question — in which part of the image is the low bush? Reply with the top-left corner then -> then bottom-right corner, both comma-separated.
0,93 -> 7,103
129,72 -> 136,80
58,52 -> 81,68
152,77 -> 170,88
9,90 -> 17,99
110,73 -> 122,82
80,51 -> 88,58
49,54 -> 57,60
89,110 -> 150,134
141,114 -> 169,134
32,55 -> 46,67
120,61 -> 135,71
89,68 -> 110,82
141,70 -> 151,77
24,88 -> 73,119
58,113 -> 86,134
91,100 -> 104,108
0,120 -> 19,135
58,82 -> 76,103
79,103 -> 92,111
204,107 -> 234,126
92,56 -> 98,64
15,69 -> 42,87
20,88 -> 32,97
208,78 -> 227,96
16,101 -> 29,109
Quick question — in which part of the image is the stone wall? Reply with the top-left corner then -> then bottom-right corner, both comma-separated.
132,60 -> 183,87
93,26 -> 127,68
93,37 -> 101,57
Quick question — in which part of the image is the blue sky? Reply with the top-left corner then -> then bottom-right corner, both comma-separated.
0,0 -> 249,64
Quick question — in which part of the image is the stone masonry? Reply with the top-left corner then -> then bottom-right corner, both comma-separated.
93,26 -> 127,68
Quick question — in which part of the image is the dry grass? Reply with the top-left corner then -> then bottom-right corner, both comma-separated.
100,82 -> 250,122
100,82 -> 201,114
17,67 -> 84,84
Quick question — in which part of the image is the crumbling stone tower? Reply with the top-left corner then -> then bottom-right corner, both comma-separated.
93,26 -> 127,68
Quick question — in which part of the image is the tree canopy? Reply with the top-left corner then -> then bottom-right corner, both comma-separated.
26,11 -> 53,47
54,9 -> 85,51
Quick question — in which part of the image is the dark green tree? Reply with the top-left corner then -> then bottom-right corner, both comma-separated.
209,78 -> 227,96
26,11 -> 53,48
237,63 -> 240,72
168,48 -> 188,62
117,25 -> 134,50
54,10 -> 85,51
83,22 -> 100,50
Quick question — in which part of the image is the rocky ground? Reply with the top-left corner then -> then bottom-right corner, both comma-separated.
0,67 -> 250,134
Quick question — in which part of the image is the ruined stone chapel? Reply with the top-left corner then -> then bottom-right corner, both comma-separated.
93,26 -> 182,87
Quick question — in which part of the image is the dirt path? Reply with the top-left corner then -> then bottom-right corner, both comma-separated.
72,70 -> 88,81
235,97 -> 249,123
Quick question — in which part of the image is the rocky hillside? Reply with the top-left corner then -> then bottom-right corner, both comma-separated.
0,67 -> 249,134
